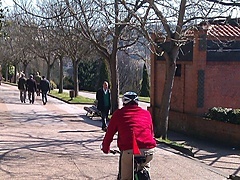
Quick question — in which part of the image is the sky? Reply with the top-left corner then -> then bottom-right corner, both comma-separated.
2,0 -> 14,8
2,0 -> 239,18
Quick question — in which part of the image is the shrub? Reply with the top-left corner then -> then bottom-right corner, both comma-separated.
50,80 -> 57,90
204,107 -> 240,125
63,76 -> 74,89
229,109 -> 240,125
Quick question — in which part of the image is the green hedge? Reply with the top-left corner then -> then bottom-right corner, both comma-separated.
204,107 -> 240,125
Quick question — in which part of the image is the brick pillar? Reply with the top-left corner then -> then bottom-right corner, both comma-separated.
193,30 -> 207,115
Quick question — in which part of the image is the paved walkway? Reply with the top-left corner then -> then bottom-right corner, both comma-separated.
0,83 -> 239,179
77,89 -> 240,179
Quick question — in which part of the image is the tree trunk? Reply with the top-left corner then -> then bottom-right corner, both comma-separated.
154,47 -> 179,139
47,61 -> 51,81
5,64 -> 8,82
23,64 -> 27,75
58,57 -> 63,93
73,60 -> 79,97
109,55 -> 119,113
14,64 -> 17,83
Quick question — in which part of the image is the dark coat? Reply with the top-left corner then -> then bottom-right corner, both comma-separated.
26,78 -> 37,92
18,77 -> 26,90
96,88 -> 111,111
40,79 -> 50,92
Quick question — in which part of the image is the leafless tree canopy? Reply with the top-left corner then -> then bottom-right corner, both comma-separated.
1,0 -> 239,137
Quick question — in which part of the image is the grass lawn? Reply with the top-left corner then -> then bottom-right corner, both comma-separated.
50,90 -> 95,104
138,96 -> 150,103
50,89 -> 150,104
118,94 -> 150,103
156,138 -> 184,148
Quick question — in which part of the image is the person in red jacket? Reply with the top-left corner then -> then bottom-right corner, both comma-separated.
101,91 -> 156,180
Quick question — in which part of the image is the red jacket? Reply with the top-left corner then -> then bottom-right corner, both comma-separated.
102,104 -> 156,152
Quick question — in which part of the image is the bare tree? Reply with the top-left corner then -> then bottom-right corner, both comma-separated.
10,0 -> 150,110
207,0 -> 240,6
64,0 -> 147,111
51,5 -> 95,96
118,51 -> 143,94
119,0 -> 240,139
0,18 -> 25,82
8,0 -> 239,139
11,0 -> 98,96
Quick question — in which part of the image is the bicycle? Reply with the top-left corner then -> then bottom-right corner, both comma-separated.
110,149 -> 151,180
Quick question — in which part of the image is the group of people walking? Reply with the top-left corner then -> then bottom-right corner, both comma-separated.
17,72 -> 50,105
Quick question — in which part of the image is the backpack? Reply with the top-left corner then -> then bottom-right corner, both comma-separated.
134,168 -> 151,180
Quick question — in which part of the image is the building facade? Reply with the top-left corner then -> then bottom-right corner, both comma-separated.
150,19 -> 240,117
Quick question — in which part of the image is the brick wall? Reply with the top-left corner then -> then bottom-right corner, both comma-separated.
151,32 -> 240,116
169,111 -> 240,147
149,30 -> 240,144
204,62 -> 240,110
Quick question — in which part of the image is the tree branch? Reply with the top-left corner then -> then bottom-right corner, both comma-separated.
206,0 -> 240,6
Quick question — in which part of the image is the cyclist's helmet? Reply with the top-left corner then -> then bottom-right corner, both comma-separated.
122,91 -> 139,105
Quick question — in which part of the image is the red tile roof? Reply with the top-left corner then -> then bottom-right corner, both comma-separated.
184,19 -> 240,38
207,24 -> 240,37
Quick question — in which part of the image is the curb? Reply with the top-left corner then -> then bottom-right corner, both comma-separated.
48,93 -> 94,105
156,140 -> 194,157
228,175 -> 240,180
